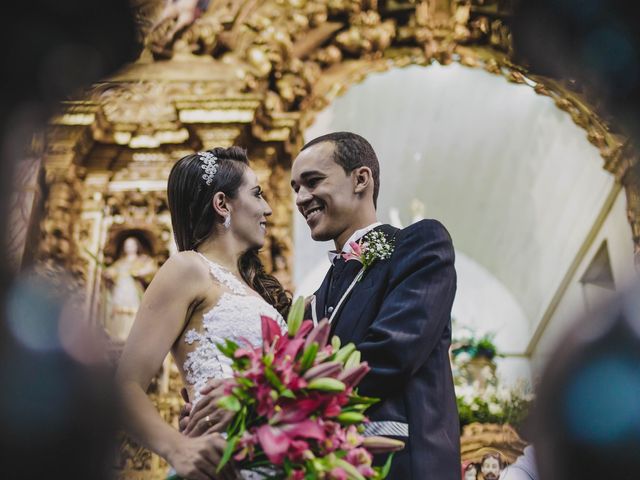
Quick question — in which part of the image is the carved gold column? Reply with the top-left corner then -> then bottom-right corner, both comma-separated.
38,166 -> 85,276
39,127 -> 91,276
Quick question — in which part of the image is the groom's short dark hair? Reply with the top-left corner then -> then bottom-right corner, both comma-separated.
301,132 -> 380,208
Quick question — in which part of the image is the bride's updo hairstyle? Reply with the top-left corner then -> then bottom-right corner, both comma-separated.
168,146 -> 290,316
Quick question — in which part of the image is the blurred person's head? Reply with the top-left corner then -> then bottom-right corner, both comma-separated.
463,461 -> 478,480
1,2 -> 137,478
0,271 -> 120,479
480,453 -> 502,480
533,282 -> 640,480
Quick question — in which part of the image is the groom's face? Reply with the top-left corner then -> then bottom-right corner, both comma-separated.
291,141 -> 357,242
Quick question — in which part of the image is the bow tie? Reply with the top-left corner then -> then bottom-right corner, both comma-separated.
332,254 -> 347,272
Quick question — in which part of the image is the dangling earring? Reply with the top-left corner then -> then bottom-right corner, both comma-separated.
223,213 -> 231,229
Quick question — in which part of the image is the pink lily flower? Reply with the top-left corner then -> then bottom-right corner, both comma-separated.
256,419 -> 325,465
261,315 -> 283,347
294,319 -> 315,340
321,420 -> 347,453
289,469 -> 306,480
345,448 -> 375,476
342,241 -> 364,263
304,318 -> 331,350
288,439 -> 311,462
271,397 -> 324,424
328,468 -> 348,480
337,362 -> 370,388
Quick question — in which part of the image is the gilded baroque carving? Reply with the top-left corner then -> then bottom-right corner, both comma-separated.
335,10 -> 396,57
38,164 -> 87,278
622,161 -> 640,269
461,422 -> 527,465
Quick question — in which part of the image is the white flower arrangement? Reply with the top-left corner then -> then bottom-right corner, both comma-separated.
455,377 -> 534,427
342,230 -> 395,281
451,325 -> 533,427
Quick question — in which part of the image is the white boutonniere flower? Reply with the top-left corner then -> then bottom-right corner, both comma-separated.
342,230 -> 394,280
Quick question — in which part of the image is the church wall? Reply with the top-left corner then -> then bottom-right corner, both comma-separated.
530,188 -> 638,377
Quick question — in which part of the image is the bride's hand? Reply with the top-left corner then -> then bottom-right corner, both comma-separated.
168,433 -> 237,480
184,380 -> 233,437
179,387 -> 192,433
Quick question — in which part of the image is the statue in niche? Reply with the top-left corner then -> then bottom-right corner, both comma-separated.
102,235 -> 157,342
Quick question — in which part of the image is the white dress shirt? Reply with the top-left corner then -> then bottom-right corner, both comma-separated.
327,221 -> 382,264
499,446 -> 537,480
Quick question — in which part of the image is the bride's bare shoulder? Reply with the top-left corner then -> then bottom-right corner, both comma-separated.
155,250 -> 209,285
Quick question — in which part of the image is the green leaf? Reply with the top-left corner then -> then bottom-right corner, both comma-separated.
216,435 -> 238,473
347,392 -> 379,406
228,406 -> 247,437
333,343 -> 356,364
231,386 -> 252,402
215,339 -> 239,358
340,404 -> 369,413
263,353 -> 274,367
379,452 -> 395,479
336,411 -> 365,424
280,388 -> 295,399
344,350 -> 361,369
307,377 -> 346,392
287,296 -> 305,336
299,342 -> 319,371
283,457 -> 294,474
233,357 -> 250,371
264,365 -> 285,392
335,459 -> 366,480
236,377 -> 254,389
217,395 -> 241,412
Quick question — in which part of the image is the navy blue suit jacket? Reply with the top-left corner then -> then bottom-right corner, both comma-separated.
311,220 -> 460,479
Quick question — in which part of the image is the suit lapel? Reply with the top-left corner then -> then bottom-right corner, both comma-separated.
328,263 -> 367,335
327,261 -> 365,323
314,266 -> 332,323
328,224 -> 399,335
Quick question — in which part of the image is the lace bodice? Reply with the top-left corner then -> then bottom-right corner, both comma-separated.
182,253 -> 286,405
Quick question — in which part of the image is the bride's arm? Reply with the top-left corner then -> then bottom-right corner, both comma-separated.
116,252 -> 231,480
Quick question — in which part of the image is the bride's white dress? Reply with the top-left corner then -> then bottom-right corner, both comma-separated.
182,252 -> 287,405
174,253 -> 286,479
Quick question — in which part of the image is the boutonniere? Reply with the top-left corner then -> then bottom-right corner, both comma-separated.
342,230 -> 394,280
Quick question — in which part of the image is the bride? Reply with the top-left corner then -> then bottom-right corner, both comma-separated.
116,147 -> 290,480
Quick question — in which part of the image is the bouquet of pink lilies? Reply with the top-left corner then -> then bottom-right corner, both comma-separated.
214,297 -> 404,479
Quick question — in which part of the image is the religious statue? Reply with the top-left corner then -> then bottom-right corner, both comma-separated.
102,236 -> 157,342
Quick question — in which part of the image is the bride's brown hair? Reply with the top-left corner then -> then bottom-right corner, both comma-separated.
167,146 -> 291,316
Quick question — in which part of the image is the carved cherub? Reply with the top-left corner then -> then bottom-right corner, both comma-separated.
148,0 -> 208,55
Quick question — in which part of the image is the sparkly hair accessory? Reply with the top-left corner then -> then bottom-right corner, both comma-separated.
198,150 -> 218,186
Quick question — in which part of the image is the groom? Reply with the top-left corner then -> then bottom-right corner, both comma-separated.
291,132 -> 459,479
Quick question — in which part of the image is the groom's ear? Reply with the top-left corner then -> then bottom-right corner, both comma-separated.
352,166 -> 373,195
211,192 -> 230,216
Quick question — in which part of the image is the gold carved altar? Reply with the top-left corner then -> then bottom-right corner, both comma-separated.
11,1 -> 640,478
